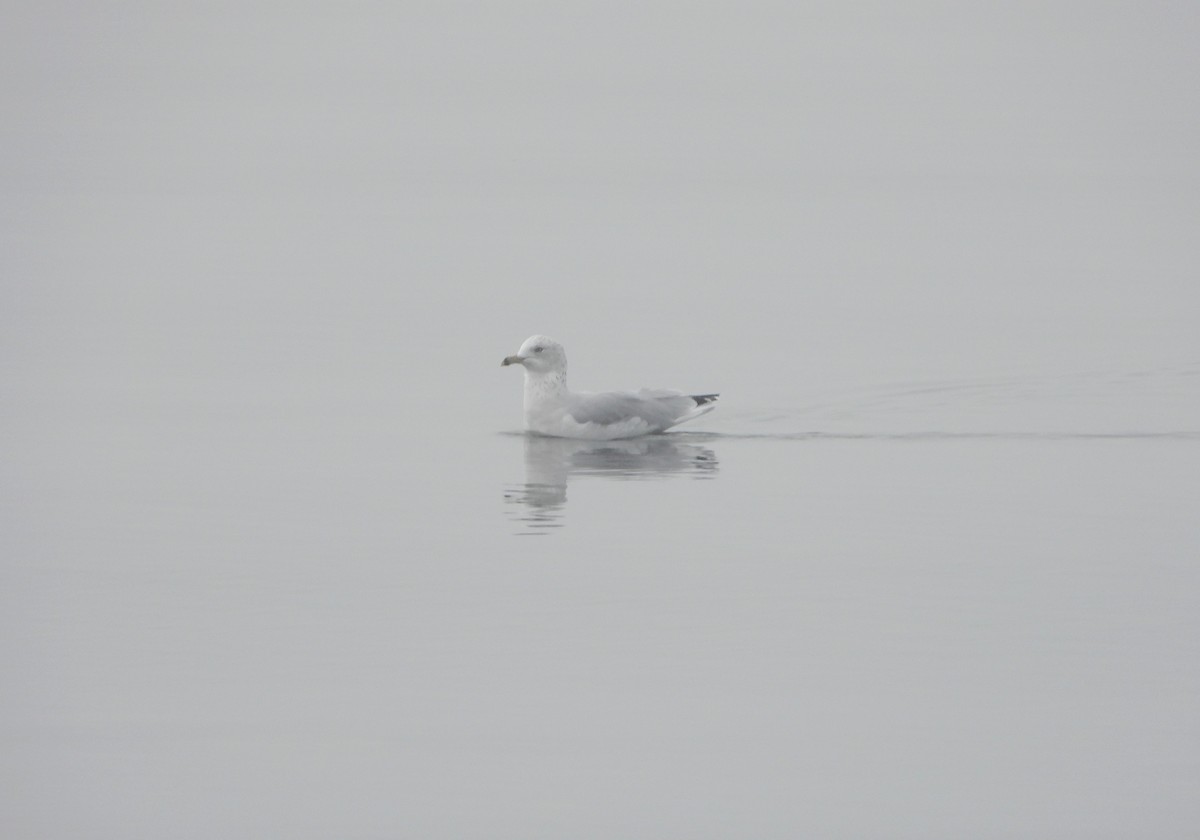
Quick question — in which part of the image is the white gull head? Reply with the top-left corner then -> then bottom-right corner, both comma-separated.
500,334 -> 567,378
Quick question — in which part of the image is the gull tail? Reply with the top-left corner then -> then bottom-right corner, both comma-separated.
667,393 -> 719,429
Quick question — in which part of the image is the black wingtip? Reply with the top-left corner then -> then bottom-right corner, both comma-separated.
691,394 -> 720,405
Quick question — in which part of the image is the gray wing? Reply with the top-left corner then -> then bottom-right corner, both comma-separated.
565,389 -> 700,429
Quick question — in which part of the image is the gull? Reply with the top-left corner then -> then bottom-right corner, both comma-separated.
501,335 -> 718,439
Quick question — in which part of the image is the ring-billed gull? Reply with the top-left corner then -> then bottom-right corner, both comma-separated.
501,335 -> 718,439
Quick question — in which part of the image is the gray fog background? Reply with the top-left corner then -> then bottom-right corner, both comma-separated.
3,3 -> 1198,838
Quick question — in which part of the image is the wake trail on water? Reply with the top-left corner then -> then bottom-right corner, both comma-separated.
684,366 -> 1200,442
675,430 -> 1200,442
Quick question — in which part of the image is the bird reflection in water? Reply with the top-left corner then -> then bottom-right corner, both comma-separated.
503,434 -> 719,534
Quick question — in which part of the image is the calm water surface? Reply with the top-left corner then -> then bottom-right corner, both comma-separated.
5,378 -> 1198,838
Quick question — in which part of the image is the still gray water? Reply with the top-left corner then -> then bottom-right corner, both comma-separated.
4,3 -> 1200,838
6,373 -> 1198,838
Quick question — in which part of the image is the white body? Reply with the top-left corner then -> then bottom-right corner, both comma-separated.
502,335 -> 717,440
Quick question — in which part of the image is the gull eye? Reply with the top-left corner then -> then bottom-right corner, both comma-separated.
533,346 -> 544,353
